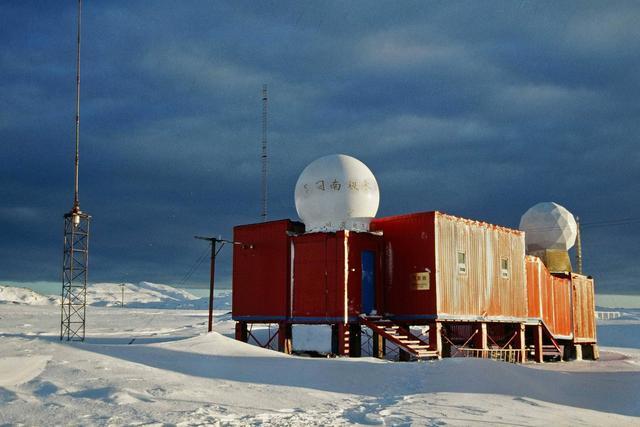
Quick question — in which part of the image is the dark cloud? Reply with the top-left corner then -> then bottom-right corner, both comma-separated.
1,1 -> 639,293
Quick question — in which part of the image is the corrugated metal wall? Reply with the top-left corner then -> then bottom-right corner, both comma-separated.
526,256 -> 542,318
540,266 -> 554,329
572,274 -> 597,343
525,256 -> 572,338
435,213 -> 527,319
552,275 -> 572,338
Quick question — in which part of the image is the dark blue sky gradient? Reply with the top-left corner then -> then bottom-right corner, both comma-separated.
1,1 -> 639,293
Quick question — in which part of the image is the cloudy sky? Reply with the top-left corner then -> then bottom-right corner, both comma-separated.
1,1 -> 639,293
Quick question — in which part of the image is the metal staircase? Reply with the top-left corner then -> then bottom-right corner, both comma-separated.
359,314 -> 439,360
540,322 -> 563,361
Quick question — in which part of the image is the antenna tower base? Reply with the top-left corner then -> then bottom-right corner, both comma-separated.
60,210 -> 91,341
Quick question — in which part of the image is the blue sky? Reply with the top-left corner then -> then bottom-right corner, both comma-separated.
1,1 -> 639,293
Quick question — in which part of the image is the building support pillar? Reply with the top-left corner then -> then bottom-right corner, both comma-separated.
574,344 -> 583,361
278,323 -> 293,354
428,322 -> 443,359
332,323 -> 350,356
590,344 -> 600,360
517,323 -> 526,363
235,321 -> 248,343
533,324 -> 544,363
349,323 -> 361,357
399,348 -> 411,361
474,322 -> 488,357
372,332 -> 386,359
563,343 -> 573,361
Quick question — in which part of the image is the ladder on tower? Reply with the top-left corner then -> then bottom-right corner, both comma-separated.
359,314 -> 439,360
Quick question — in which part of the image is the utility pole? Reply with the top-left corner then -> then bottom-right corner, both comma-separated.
121,283 -> 125,308
195,236 -> 247,332
575,216 -> 583,274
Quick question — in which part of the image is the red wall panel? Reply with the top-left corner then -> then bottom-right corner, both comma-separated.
291,231 -> 383,322
371,212 -> 437,320
291,233 -> 336,319
232,220 -> 301,321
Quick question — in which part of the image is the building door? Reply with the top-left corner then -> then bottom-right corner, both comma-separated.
361,250 -> 376,314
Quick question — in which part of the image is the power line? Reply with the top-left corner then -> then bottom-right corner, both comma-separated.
177,245 -> 210,287
581,217 -> 640,229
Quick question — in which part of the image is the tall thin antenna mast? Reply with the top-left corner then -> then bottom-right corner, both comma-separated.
61,0 -> 91,342
261,84 -> 268,222
575,216 -> 583,274
73,0 -> 82,211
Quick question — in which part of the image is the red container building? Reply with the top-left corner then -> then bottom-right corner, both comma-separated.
370,211 -> 527,321
232,211 -> 598,362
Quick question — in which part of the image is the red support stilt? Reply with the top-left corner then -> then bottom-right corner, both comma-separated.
333,323 -> 350,356
349,323 -> 361,357
533,324 -> 544,363
235,321 -> 248,342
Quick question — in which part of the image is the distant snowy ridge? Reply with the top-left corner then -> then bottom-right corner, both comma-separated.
88,282 -> 200,308
0,282 -> 231,310
0,286 -> 58,305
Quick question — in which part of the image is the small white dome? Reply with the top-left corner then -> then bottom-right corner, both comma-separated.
519,202 -> 577,251
294,154 -> 380,232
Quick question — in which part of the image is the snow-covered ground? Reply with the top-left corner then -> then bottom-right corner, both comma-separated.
1,283 -> 639,426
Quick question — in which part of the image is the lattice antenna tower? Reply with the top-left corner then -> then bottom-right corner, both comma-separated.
61,0 -> 91,341
261,84 -> 268,222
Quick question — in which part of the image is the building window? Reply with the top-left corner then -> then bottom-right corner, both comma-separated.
457,251 -> 467,275
501,258 -> 509,279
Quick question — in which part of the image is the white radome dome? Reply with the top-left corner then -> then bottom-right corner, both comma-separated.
294,154 -> 380,233
519,202 -> 578,251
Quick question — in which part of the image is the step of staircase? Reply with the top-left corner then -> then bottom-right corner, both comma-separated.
542,345 -> 561,355
359,314 -> 438,360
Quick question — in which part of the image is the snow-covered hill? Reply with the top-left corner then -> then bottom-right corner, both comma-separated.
87,282 -> 208,309
0,282 -> 231,311
0,286 -> 58,306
